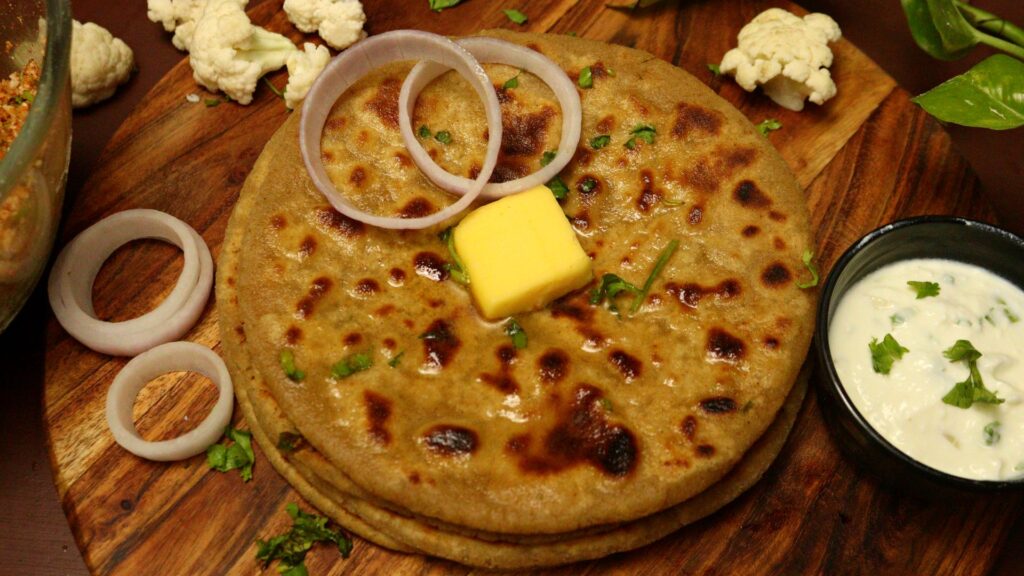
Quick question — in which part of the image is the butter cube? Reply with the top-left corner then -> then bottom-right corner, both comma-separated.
453,185 -> 593,320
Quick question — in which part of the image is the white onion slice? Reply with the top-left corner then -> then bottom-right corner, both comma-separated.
300,30 -> 502,230
105,341 -> 233,462
47,209 -> 214,357
398,37 -> 583,200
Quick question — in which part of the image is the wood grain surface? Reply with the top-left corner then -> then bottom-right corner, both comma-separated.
43,1 -> 1021,574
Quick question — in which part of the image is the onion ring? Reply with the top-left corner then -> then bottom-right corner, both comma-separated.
399,37 -> 582,200
47,209 -> 214,357
300,30 -> 502,229
105,341 -> 233,462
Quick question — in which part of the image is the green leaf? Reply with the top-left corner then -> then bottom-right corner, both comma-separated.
207,427 -> 255,481
434,130 -> 453,144
941,339 -> 1004,408
388,350 -> 405,368
256,504 -> 353,571
630,239 -> 678,313
943,339 -> 982,363
418,125 -> 431,138
331,352 -> 373,379
907,280 -> 941,299
503,8 -> 528,24
429,0 -> 462,12
547,176 -> 569,199
707,63 -> 721,76
890,313 -> 905,326
263,77 -> 285,100
900,0 -> 976,60
589,273 -> 641,315
756,118 -> 782,136
869,334 -> 909,375
589,134 -> 611,149
439,226 -> 470,284
625,124 -> 656,149
984,421 -> 1001,445
540,150 -> 556,167
204,98 -> 224,108
796,250 -> 819,289
579,177 -> 597,193
579,66 -> 593,88
279,349 -> 305,382
912,54 -> 1024,129
502,73 -> 520,89
504,318 -> 528,349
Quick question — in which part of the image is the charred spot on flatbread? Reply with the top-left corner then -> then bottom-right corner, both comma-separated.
608,350 -> 642,381
312,206 -> 365,238
707,328 -> 746,362
761,263 -> 792,287
296,277 -> 332,319
423,425 -> 479,457
364,390 -> 393,445
699,397 -> 738,414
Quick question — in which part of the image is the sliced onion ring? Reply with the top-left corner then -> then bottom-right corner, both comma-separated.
105,341 -> 233,462
399,37 -> 583,200
47,209 -> 214,357
300,30 -> 502,230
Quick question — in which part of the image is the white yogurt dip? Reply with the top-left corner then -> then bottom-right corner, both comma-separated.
829,258 -> 1024,481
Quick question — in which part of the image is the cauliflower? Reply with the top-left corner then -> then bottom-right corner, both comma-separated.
146,0 -> 246,52
283,0 -> 367,50
719,8 -> 841,112
188,0 -> 298,105
283,43 -> 330,110
70,20 -> 134,108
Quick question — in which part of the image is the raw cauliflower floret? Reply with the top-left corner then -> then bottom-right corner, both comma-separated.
189,0 -> 297,105
719,8 -> 841,112
283,0 -> 367,50
70,20 -> 134,108
147,0 -> 247,52
283,43 -> 330,110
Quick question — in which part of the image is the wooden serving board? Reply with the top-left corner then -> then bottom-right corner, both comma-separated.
43,1 -> 1021,574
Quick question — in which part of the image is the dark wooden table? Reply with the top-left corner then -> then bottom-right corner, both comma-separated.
2,1 -> 1021,574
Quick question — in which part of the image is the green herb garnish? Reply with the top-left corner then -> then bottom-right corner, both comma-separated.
1004,307 -> 1020,323
204,98 -> 225,108
756,118 -> 782,136
503,8 -> 528,24
331,352 -> 373,379
630,239 -> 679,313
707,63 -> 721,76
868,334 -> 909,375
438,226 -> 470,284
579,66 -> 594,88
207,427 -> 255,481
12,90 -> 34,105
890,313 -> 905,326
590,134 -> 611,149
540,150 -> 556,167
941,339 -> 1004,408
547,176 -> 569,200
428,0 -> 462,12
418,125 -> 432,138
388,351 -> 405,368
625,124 -> 656,149
505,318 -> 528,349
434,130 -> 453,144
795,250 -> 819,289
984,421 -> 1002,446
589,273 -> 641,315
908,280 -> 940,299
279,349 -> 305,382
579,177 -> 597,193
503,72 -> 521,89
263,77 -> 285,100
256,503 -> 353,574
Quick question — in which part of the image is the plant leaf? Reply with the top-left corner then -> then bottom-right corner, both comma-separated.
900,0 -> 975,60
912,54 -> 1024,129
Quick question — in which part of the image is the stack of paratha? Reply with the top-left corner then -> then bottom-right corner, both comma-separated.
217,30 -> 816,569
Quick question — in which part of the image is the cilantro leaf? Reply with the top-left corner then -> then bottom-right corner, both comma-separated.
579,176 -> 598,193
204,98 -> 224,108
868,334 -> 909,375
331,352 -> 373,379
590,134 -> 611,149
908,280 -> 940,299
630,239 -> 679,313
417,125 -> 431,138
984,421 -> 1001,446
438,226 -> 470,284
625,124 -> 656,149
429,0 -> 462,12
207,427 -> 255,481
707,63 -> 721,76
578,66 -> 593,88
547,176 -> 569,200
941,339 -> 1004,409
256,503 -> 353,574
540,150 -> 556,167
279,349 -> 305,382
505,318 -> 528,349
589,273 -> 641,315
434,130 -> 452,144
502,72 -> 520,89
756,118 -> 782,136
943,339 -> 981,363
503,8 -> 528,24
795,250 -> 819,289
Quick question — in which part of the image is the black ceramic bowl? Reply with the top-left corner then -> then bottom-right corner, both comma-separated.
815,216 -> 1024,495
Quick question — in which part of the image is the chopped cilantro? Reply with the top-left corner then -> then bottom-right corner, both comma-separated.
418,125 -> 431,138
1004,307 -> 1020,323
13,90 -> 34,105
579,177 -> 597,193
504,318 -> 528,349
256,503 -> 353,574
331,352 -> 373,379
503,8 -> 528,24
277,431 -> 303,453
796,250 -> 819,289
589,273 -> 641,315
756,118 -> 782,136
630,239 -> 679,313
941,340 -> 1004,409
589,134 -> 611,149
625,124 -> 656,149
207,427 -> 255,481
438,226 -> 470,284
707,63 -> 721,76
263,77 -> 285,100
388,350 -> 405,368
204,98 -> 225,108
578,66 -> 593,88
547,176 -> 569,199
984,421 -> 1001,446
540,150 -> 556,167
868,334 -> 909,375
429,0 -> 462,12
434,130 -> 452,144
890,313 -> 905,326
908,280 -> 940,299
279,349 -> 305,382
502,72 -> 521,89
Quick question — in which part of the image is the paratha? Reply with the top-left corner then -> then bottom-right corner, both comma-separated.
218,29 -> 816,564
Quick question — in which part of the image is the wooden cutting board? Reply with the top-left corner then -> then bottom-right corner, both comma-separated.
43,0 -> 1021,574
